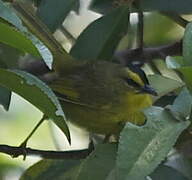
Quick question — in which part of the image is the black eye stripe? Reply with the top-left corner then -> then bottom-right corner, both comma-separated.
124,78 -> 142,88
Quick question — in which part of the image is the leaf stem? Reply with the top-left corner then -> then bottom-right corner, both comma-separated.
20,114 -> 47,148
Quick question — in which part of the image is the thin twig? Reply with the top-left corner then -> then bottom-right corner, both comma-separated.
0,144 -> 93,159
19,115 -> 46,149
137,9 -> 144,50
21,41 -> 182,74
114,41 -> 182,65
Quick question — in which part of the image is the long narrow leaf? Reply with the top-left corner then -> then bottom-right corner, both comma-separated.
116,106 -> 189,180
70,5 -> 129,61
0,68 -> 70,143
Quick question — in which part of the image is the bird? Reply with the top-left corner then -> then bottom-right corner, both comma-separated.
47,60 -> 157,135
13,1 -> 157,136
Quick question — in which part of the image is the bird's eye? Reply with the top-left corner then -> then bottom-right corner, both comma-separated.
124,78 -> 141,89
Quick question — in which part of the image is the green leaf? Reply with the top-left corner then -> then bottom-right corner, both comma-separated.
148,74 -> 184,97
116,106 -> 190,180
91,0 -> 192,14
0,22 -> 41,57
167,88 -> 192,121
0,43 -> 22,68
76,144 -> 117,180
173,155 -> 192,179
0,0 -> 26,32
183,23 -> 192,66
0,68 -> 70,142
90,0 -> 113,14
20,159 -> 80,180
0,86 -> 11,111
179,66 -> 192,93
12,0 -> 76,70
166,57 -> 192,96
70,5 -> 129,61
61,165 -> 81,180
37,0 -> 78,32
139,0 -> 192,13
106,169 -> 116,180
154,95 -> 176,107
150,165 -> 188,180
0,0 -> 53,68
166,56 -> 184,69
0,58 -> 11,111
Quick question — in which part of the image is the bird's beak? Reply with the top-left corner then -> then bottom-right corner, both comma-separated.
142,85 -> 158,96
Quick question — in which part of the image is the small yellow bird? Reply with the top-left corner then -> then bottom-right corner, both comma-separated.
49,60 -> 157,135
12,1 -> 157,136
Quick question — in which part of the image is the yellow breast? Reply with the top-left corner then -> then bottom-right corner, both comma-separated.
123,92 -> 153,125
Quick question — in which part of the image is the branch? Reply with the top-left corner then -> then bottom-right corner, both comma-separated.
114,41 -> 182,65
0,144 -> 93,159
20,41 -> 182,76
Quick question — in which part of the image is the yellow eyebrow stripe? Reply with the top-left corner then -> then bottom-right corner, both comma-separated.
126,70 -> 144,86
